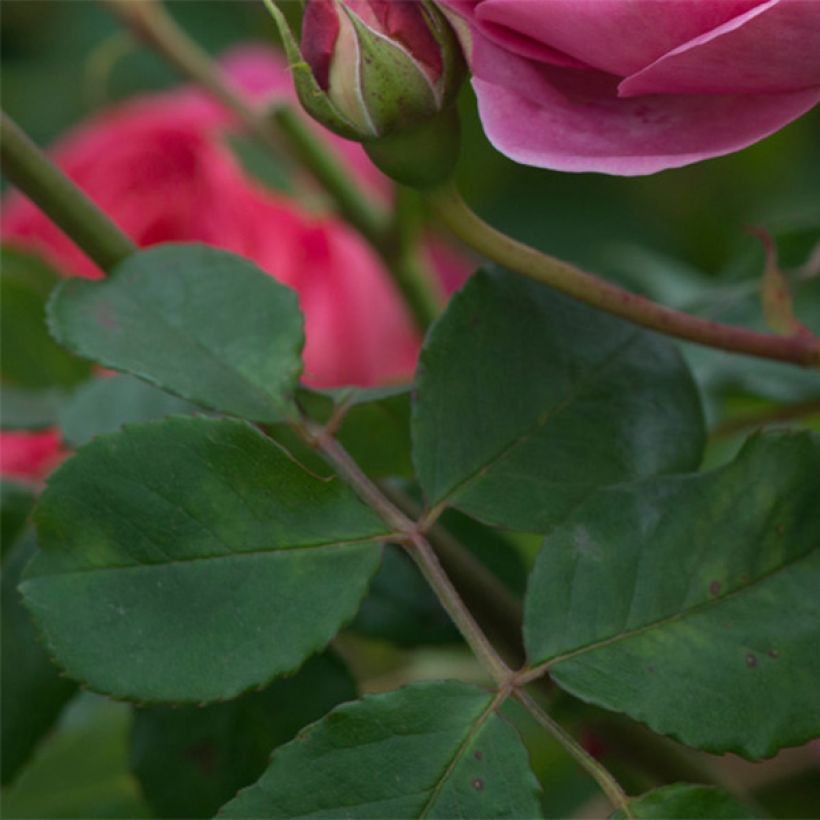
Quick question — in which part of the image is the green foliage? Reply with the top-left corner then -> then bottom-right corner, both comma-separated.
0,386 -> 70,431
131,652 -> 356,819
48,244 -> 305,422
58,374 -> 198,447
4,17 -> 820,809
525,432 -> 820,759
413,268 -> 705,530
21,417 -> 387,702
351,544 -> 461,645
2,532 -> 76,785
298,386 -> 415,479
218,681 -> 542,818
0,696 -> 150,819
0,245 -> 92,390
612,784 -> 756,819
0,479 -> 35,557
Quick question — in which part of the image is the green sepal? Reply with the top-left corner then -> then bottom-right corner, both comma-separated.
344,5 -> 438,136
262,0 -> 364,141
364,105 -> 460,189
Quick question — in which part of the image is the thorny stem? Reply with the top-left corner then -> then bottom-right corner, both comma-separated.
432,182 -> 820,368
381,484 -> 525,667
516,690 -> 634,818
0,112 -> 136,273
301,421 -> 641,814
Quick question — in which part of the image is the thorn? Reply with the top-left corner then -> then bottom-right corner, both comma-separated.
748,226 -> 808,337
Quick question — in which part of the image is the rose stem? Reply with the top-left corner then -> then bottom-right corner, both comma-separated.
0,112 -> 136,273
432,182 -> 820,368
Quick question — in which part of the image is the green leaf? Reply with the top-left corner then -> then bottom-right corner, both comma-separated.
0,385 -> 70,431
131,652 -> 357,819
1,479 -> 36,559
58,374 -> 198,447
351,506 -> 528,646
351,544 -> 460,645
753,769 -> 820,820
412,268 -> 705,531
299,386 -> 414,479
218,681 -> 542,818
0,695 -> 150,819
47,243 -> 304,422
611,784 -> 756,819
21,417 -> 388,703
2,531 -> 77,784
524,431 -> 820,759
0,245 -> 92,389
440,508 -> 529,597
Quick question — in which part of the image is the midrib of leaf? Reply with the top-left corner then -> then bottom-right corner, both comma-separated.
30,537 -> 386,578
418,691 -> 503,818
529,546 -> 819,676
427,332 -> 640,509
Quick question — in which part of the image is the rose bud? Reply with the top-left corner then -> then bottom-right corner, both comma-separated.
264,0 -> 465,187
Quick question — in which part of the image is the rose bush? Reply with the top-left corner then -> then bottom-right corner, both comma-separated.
440,0 -> 820,174
1,46 -> 466,479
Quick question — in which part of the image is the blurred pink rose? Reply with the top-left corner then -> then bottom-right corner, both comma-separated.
0,431 -> 63,481
1,46 -> 468,479
440,0 -> 820,174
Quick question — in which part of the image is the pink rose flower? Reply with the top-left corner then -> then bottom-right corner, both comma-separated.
0,431 -> 63,481
1,46 -> 467,479
439,0 -> 820,174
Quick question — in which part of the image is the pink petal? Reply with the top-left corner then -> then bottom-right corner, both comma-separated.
465,22 -> 820,174
452,0 -> 765,76
0,430 -> 63,480
476,74 -> 819,174
621,0 -> 820,96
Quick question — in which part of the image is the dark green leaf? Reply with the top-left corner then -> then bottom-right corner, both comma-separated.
351,544 -> 460,645
0,245 -> 92,389
0,695 -> 150,818
524,431 -> 820,759
413,268 -> 705,531
218,681 -> 542,818
1,479 -> 36,559
58,374 -> 198,447
47,243 -> 304,422
299,386 -> 414,479
351,504 -> 528,646
2,531 -> 76,784
440,508 -> 529,597
131,652 -> 356,819
21,417 -> 388,702
752,768 -> 820,819
611,784 -> 756,819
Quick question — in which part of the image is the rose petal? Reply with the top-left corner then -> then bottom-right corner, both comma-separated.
450,0 -> 764,76
473,70 -> 820,175
464,22 -> 820,175
621,0 -> 820,96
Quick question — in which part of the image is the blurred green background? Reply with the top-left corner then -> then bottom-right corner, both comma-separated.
2,2 -> 819,818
